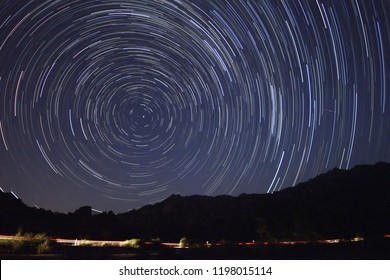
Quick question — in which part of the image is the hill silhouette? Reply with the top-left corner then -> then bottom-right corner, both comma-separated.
1,162 -> 389,242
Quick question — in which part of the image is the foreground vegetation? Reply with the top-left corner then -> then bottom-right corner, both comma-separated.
0,232 -> 54,255
1,233 -> 390,260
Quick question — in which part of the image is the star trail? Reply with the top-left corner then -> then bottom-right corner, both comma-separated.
0,0 -> 389,213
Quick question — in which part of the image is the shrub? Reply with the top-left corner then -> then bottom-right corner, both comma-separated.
151,237 -> 161,243
120,239 -> 141,248
179,237 -> 188,248
37,239 -> 52,254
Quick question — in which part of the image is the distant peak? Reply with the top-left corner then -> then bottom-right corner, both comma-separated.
165,194 -> 182,201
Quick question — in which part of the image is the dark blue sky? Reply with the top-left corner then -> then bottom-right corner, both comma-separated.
0,0 -> 389,213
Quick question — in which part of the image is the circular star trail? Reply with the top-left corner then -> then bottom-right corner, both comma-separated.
0,0 -> 389,213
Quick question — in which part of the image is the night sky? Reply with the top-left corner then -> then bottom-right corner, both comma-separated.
0,0 -> 389,213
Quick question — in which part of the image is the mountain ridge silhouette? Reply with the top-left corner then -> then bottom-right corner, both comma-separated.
1,162 -> 389,241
